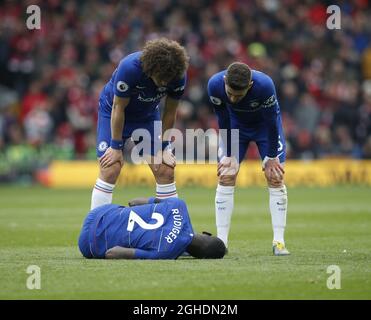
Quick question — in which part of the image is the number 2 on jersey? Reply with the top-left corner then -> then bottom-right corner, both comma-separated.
127,210 -> 164,232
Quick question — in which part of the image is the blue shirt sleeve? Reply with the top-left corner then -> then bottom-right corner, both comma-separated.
260,76 -> 280,158
208,77 -> 232,157
167,74 -> 187,100
113,55 -> 142,98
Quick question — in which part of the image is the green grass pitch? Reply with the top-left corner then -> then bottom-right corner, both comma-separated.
0,185 -> 370,299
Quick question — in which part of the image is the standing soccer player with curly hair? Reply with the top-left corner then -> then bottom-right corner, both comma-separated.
91,38 -> 189,210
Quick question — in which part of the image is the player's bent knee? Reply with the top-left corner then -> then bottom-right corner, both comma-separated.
219,174 -> 237,186
154,164 -> 174,184
100,162 -> 121,184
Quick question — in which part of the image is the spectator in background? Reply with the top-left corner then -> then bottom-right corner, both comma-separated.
294,93 -> 320,135
280,81 -> 300,115
333,125 -> 356,157
66,84 -> 96,157
362,137 -> 371,158
23,98 -> 54,147
314,125 -> 335,158
356,82 -> 371,156
20,80 -> 47,123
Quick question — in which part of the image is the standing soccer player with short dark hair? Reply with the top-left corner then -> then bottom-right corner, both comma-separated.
91,38 -> 189,210
208,62 -> 290,256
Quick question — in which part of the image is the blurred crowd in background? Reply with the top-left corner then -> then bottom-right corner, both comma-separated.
0,0 -> 371,179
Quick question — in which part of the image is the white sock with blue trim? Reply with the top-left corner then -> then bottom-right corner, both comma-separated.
269,185 -> 288,244
156,182 -> 178,199
91,178 -> 115,210
215,184 -> 235,248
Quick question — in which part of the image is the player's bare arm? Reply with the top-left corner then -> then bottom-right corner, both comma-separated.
162,96 -> 178,135
105,246 -> 135,259
128,197 -> 161,206
215,104 -> 234,178
160,96 -> 179,168
100,96 -> 130,169
209,96 -> 237,184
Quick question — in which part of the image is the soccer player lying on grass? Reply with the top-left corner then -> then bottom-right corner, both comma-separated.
78,197 -> 226,260
208,62 -> 289,256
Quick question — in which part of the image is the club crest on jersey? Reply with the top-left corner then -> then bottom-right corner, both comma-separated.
263,95 -> 276,108
157,87 -> 167,92
116,81 -> 129,92
98,141 -> 108,152
210,96 -> 222,105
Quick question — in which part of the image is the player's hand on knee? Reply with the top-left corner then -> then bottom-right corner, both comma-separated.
262,157 -> 284,184
218,156 -> 238,177
161,148 -> 176,168
99,147 -> 124,168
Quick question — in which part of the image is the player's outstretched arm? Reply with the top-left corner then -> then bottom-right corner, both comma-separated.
105,246 -> 136,259
128,197 -> 162,206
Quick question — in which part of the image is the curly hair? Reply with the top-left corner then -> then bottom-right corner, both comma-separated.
141,38 -> 189,83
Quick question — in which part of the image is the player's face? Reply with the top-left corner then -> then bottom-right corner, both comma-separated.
224,84 -> 251,104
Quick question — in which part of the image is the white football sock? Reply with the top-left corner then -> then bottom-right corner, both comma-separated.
156,182 -> 178,199
269,185 -> 288,244
91,178 -> 115,210
215,184 -> 235,247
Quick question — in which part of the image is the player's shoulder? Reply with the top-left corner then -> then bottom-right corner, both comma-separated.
122,51 -> 142,63
114,51 -> 143,88
251,70 -> 278,106
207,71 -> 226,105
251,69 -> 275,90
208,70 -> 226,89
118,51 -> 143,73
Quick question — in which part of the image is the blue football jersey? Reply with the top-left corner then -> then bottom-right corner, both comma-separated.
78,198 -> 194,259
100,52 -> 187,121
208,70 -> 282,158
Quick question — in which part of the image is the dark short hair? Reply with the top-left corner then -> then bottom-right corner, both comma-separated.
225,62 -> 252,90
141,38 -> 189,83
188,233 -> 226,259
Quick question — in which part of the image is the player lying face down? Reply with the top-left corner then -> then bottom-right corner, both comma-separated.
78,197 -> 226,260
